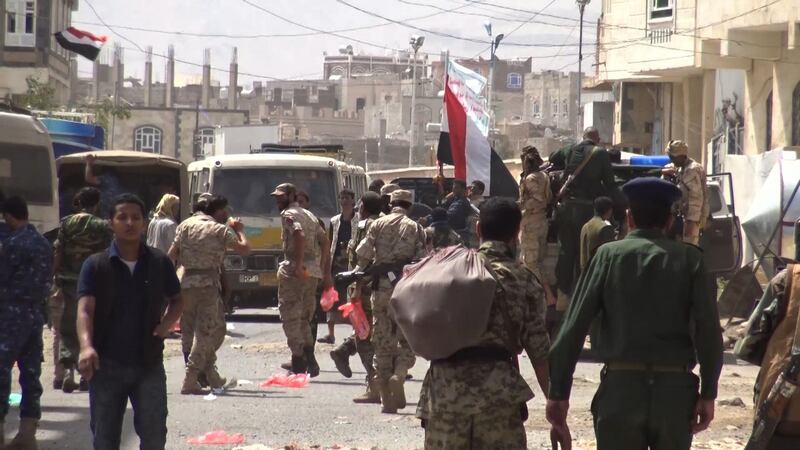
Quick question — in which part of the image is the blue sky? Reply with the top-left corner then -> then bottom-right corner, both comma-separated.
73,0 -> 603,86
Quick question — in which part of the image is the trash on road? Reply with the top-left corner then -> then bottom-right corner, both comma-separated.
187,430 -> 245,445
339,299 -> 370,340
230,344 -> 243,349
8,393 -> 21,406
718,397 -> 746,407
259,373 -> 310,388
237,379 -> 253,386
226,323 -> 236,331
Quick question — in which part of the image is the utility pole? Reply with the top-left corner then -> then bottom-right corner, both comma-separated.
577,0 -> 591,138
408,35 -> 425,167
484,22 -> 504,131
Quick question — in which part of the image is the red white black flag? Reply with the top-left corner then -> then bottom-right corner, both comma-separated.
54,27 -> 108,61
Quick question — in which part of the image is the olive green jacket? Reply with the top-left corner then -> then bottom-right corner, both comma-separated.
549,228 -> 723,401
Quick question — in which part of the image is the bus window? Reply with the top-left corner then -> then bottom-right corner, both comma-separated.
190,171 -> 199,195
0,143 -> 53,205
200,168 -> 210,192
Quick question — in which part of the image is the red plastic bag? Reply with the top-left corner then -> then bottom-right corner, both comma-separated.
339,299 -> 370,340
259,373 -> 310,388
320,286 -> 339,312
186,430 -> 245,445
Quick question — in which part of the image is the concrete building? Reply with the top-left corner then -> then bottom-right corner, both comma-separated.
596,0 -> 800,165
0,0 -> 77,105
524,71 -> 580,131
110,107 -> 248,164
323,47 -> 426,80
431,57 -> 531,121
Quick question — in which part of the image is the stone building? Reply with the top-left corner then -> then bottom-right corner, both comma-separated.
523,71 -> 580,132
596,0 -> 800,163
0,0 -> 77,105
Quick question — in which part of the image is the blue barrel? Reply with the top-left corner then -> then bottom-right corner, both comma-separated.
629,155 -> 670,167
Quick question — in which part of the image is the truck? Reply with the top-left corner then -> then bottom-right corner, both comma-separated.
210,125 -> 280,156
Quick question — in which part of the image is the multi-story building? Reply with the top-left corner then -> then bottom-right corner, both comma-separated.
596,0 -> 799,162
524,71 -> 581,132
0,0 -> 77,104
323,47 -> 426,80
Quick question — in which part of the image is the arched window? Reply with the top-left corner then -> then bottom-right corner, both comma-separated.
562,99 -> 568,117
532,99 -> 540,116
793,84 -> 800,146
766,91 -> 773,151
134,126 -> 163,154
552,98 -> 559,116
506,72 -> 522,89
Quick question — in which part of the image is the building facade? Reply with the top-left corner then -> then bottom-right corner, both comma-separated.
596,0 -> 800,164
0,0 -> 76,104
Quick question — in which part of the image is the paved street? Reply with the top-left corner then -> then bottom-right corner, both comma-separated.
6,311 -> 760,450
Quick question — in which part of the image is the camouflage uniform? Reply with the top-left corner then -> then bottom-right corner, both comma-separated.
356,205 -> 426,410
665,158 -> 708,246
416,241 -> 550,448
518,170 -> 551,281
333,216 -> 379,381
277,203 -> 324,358
425,222 -> 463,251
53,212 -> 111,374
0,224 -> 53,422
174,212 -> 238,388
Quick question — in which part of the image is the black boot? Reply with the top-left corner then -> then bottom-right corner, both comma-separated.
304,347 -> 320,378
290,355 -> 308,374
330,348 -> 352,378
183,352 -> 190,366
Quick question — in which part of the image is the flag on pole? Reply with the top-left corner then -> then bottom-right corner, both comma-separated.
54,27 -> 108,61
436,59 -> 518,197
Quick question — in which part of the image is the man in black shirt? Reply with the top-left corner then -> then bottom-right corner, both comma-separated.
77,194 -> 183,450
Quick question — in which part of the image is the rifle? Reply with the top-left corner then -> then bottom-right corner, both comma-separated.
334,261 -> 413,290
744,311 -> 800,450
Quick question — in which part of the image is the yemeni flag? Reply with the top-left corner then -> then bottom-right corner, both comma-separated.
54,27 -> 108,61
436,59 -> 518,197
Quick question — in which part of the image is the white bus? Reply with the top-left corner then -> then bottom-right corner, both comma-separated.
0,112 -> 59,235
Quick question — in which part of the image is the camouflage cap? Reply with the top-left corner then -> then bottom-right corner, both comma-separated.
665,140 -> 689,156
390,189 -> 413,204
380,183 -> 400,196
270,183 -> 297,197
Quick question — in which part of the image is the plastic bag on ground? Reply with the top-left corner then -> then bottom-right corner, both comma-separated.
320,286 -> 339,312
186,430 -> 245,445
8,393 -> 21,407
339,299 -> 370,340
259,373 -> 310,388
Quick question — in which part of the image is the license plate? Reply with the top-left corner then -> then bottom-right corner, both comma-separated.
239,274 -> 259,283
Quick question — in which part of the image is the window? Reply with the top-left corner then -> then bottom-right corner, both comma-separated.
356,98 -> 366,111
507,72 -> 522,89
562,99 -> 568,117
552,98 -> 559,116
134,126 -> 163,154
532,99 -> 540,117
650,0 -> 673,20
792,84 -> 800,146
196,127 -> 214,157
5,0 -> 35,47
766,91 -> 773,151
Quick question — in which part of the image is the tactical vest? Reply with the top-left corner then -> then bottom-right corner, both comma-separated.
756,264 -> 800,436
91,249 -> 169,367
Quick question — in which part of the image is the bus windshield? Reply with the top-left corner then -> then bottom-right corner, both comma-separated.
0,144 -> 53,204
213,168 -> 338,219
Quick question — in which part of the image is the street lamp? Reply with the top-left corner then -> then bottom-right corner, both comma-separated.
408,34 -> 425,167
576,0 -> 591,138
485,22 -> 504,129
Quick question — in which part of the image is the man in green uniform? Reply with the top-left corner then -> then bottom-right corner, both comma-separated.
416,197 -> 552,449
579,196 -> 616,272
547,177 -> 723,450
548,127 -> 618,306
53,187 -> 111,393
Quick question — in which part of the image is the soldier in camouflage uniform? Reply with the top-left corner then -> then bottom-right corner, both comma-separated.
271,183 -> 333,376
170,194 -> 250,394
53,187 -> 111,393
661,140 -> 709,246
0,196 -> 53,449
416,197 -> 551,448
355,190 -> 426,413
424,207 -> 463,252
329,192 -> 383,403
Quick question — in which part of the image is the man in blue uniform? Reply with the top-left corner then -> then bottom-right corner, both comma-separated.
0,196 -> 53,449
